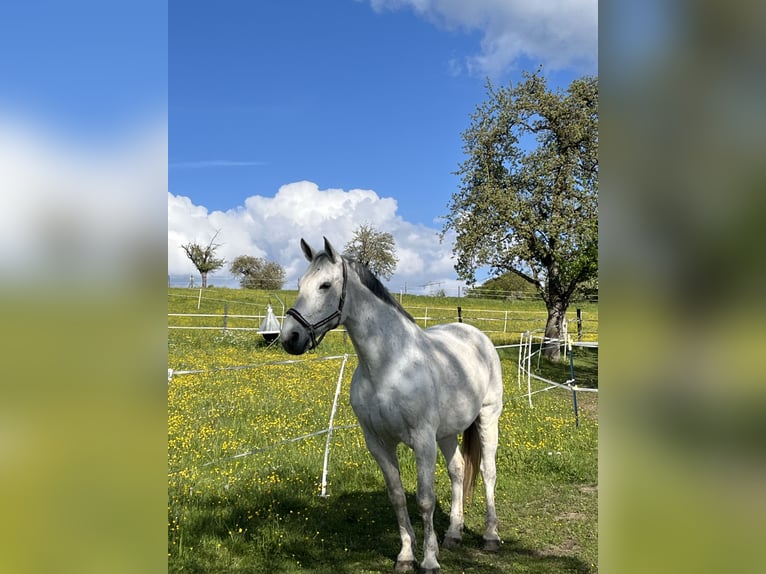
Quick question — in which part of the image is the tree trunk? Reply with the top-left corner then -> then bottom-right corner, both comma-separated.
201,272 -> 208,289
542,301 -> 567,361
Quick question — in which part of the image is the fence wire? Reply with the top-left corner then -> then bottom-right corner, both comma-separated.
168,333 -> 597,479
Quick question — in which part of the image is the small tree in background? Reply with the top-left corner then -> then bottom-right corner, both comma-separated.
180,231 -> 225,288
230,255 -> 285,290
343,224 -> 398,280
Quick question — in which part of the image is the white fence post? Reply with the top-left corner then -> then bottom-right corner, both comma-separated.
517,332 -> 524,391
320,354 -> 349,498
527,333 -> 534,407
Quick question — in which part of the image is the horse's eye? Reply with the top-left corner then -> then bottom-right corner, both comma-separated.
319,282 -> 331,291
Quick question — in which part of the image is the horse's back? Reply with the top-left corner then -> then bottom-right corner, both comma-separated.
425,320 -> 495,346
425,322 -> 501,374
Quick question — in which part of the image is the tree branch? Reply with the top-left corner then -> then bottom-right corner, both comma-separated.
507,267 -> 541,289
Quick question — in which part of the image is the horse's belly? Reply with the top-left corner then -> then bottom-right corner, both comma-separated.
350,381 -> 438,445
434,396 -> 483,439
351,387 -> 481,449
350,350 -> 493,440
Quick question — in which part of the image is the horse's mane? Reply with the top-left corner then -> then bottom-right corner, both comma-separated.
344,256 -> 416,324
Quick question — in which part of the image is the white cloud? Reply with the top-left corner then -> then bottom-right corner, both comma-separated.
0,114 -> 166,288
364,0 -> 597,74
168,181 -> 469,295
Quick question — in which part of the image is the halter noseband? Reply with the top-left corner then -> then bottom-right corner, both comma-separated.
285,259 -> 348,351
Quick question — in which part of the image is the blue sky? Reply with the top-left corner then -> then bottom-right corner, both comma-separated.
170,0 -> 595,223
170,0 -> 486,226
169,0 -> 597,292
0,1 -> 166,137
0,0 -> 596,294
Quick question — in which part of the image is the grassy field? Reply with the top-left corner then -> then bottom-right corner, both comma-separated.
168,288 -> 598,573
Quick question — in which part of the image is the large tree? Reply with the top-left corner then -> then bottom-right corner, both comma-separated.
180,231 -> 225,289
229,255 -> 285,290
443,70 -> 598,359
343,224 -> 398,280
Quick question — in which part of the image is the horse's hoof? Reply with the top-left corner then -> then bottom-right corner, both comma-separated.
394,560 -> 418,572
420,568 -> 440,574
442,535 -> 461,549
483,538 -> 501,552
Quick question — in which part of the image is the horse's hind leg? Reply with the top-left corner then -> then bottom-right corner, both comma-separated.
438,435 -> 464,548
477,403 -> 502,551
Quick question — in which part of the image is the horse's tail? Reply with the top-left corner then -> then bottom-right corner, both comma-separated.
462,420 -> 482,502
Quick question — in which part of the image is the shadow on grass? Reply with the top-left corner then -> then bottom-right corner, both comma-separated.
170,476 -> 592,573
565,346 -> 598,389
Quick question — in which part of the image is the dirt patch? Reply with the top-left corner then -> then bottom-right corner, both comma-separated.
556,512 -> 587,521
576,393 -> 599,420
578,484 -> 598,495
543,538 -> 581,556
556,538 -> 580,553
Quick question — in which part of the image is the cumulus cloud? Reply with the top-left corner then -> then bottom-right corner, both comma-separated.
168,181 -> 468,295
0,115 -> 166,289
364,0 -> 597,74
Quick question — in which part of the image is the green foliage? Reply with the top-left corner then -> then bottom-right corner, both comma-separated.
443,69 -> 598,356
343,224 -> 398,280
230,255 -> 286,290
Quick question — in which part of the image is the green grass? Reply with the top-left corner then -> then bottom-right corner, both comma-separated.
168,288 -> 598,573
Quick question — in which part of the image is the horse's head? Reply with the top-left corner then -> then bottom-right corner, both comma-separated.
281,237 -> 348,355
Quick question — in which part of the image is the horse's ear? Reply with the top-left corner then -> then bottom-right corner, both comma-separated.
300,238 -> 314,262
323,237 -> 338,264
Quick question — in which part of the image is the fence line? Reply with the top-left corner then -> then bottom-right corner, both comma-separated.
167,307 -> 598,338
168,313 -> 263,319
169,307 -> 598,479
169,332 -> 598,482
167,326 -> 262,331
516,329 -> 598,428
168,292 -> 265,307
167,354 -> 350,380
168,425 -> 360,476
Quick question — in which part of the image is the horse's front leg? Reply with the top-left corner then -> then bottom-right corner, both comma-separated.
413,435 -> 440,573
363,435 -> 418,571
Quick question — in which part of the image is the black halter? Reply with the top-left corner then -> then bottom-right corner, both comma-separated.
285,259 -> 348,350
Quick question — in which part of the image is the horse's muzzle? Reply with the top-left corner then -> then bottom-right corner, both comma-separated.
280,315 -> 311,355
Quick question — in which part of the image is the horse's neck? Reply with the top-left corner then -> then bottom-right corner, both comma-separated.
342,280 -> 421,372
